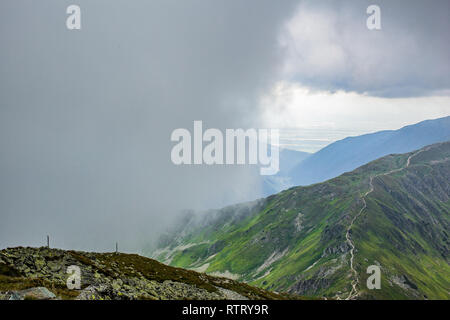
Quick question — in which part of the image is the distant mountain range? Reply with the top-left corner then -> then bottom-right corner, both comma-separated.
236,117 -> 450,199
150,141 -> 450,299
289,116 -> 450,187
262,148 -> 310,196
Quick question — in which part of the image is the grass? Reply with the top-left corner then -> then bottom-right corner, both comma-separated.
149,142 -> 450,299
0,274 -> 80,299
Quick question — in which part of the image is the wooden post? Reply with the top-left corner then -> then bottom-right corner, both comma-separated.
47,235 -> 50,248
115,242 -> 118,254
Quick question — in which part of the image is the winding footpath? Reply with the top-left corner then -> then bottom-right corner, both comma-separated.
344,148 -> 428,300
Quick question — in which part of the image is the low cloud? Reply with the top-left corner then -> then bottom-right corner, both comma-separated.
0,0 -> 297,251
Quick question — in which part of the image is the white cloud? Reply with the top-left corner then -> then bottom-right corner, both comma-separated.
259,81 -> 450,151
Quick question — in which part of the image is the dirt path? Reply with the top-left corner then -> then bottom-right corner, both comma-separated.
344,148 -> 427,300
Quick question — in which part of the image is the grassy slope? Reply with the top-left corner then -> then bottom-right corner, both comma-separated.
353,145 -> 450,299
151,142 -> 450,299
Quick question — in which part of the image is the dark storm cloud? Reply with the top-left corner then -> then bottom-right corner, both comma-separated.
281,0 -> 450,97
0,0 -> 298,251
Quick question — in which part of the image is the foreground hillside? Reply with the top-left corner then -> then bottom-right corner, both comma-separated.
0,247 -> 289,300
151,142 -> 450,299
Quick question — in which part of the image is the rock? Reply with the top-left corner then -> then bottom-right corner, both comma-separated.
8,292 -> 23,300
111,279 -> 123,291
288,278 -> 331,295
9,287 -> 57,300
76,284 -> 112,300
0,247 -> 280,300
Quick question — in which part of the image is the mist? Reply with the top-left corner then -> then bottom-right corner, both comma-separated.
0,0 -> 298,251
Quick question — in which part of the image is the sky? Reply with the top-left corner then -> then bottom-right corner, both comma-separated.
263,87 -> 450,152
260,0 -> 450,151
0,0 -> 449,251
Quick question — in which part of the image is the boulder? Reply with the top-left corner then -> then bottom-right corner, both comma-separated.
8,287 -> 56,300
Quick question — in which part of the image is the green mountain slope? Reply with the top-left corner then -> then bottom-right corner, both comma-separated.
150,142 -> 450,299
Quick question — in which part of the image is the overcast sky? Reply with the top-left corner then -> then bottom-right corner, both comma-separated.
1,0 -> 449,251
261,0 -> 450,150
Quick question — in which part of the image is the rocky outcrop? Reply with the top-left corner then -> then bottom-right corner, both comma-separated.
288,278 -> 332,296
0,247 -> 285,300
4,287 -> 56,300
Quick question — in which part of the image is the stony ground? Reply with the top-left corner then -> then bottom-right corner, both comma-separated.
0,246 -> 288,300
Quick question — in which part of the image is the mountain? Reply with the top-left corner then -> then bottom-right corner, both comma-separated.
0,246 -> 292,300
262,148 -> 310,196
278,148 -> 311,175
150,141 -> 450,299
290,116 -> 450,186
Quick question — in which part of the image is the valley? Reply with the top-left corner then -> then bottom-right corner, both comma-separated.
150,142 -> 450,299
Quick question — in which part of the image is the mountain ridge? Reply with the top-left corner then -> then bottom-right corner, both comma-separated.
0,246 -> 295,300
290,116 -> 450,187
150,141 -> 450,299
